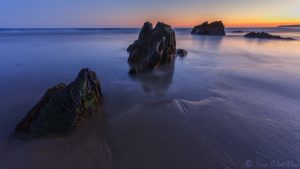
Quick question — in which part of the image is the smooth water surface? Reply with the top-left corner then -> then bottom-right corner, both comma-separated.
0,27 -> 300,169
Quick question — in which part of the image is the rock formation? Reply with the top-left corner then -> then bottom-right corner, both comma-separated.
176,49 -> 188,57
191,21 -> 225,36
244,32 -> 295,40
127,22 -> 176,75
15,68 -> 103,135
231,31 -> 244,33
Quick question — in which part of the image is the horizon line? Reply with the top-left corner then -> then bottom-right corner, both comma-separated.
0,25 -> 295,29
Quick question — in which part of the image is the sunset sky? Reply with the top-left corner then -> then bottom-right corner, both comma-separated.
0,0 -> 299,28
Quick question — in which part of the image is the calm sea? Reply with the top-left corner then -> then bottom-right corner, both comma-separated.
0,27 -> 300,169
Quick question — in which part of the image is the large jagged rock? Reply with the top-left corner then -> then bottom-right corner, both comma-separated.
244,32 -> 295,40
191,21 -> 225,36
15,68 -> 103,135
127,22 -> 176,75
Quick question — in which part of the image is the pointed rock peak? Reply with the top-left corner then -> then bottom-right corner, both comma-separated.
201,21 -> 209,26
210,21 -> 224,26
138,22 -> 154,40
156,22 -> 171,28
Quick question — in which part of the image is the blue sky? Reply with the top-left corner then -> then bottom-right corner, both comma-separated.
0,0 -> 299,27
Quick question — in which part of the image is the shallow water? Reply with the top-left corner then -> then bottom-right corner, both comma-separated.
0,28 -> 300,169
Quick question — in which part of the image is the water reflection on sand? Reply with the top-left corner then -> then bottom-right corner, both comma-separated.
129,65 -> 175,95
0,28 -> 300,169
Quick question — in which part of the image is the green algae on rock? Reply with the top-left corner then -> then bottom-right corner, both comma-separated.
15,68 -> 103,135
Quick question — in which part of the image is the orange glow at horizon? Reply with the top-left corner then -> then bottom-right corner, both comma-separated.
148,17 -> 300,28
116,0 -> 300,28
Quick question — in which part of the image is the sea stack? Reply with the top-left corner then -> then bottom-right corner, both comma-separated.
127,22 -> 176,75
15,68 -> 103,135
191,21 -> 225,36
244,32 -> 295,40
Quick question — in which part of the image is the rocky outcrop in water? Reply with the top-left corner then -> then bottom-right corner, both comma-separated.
15,68 -> 103,135
191,21 -> 225,36
231,31 -> 244,33
176,49 -> 188,57
278,25 -> 300,28
127,22 -> 176,75
244,32 -> 295,40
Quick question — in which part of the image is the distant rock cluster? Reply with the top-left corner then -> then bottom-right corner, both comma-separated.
231,31 -> 244,33
191,21 -> 225,36
244,32 -> 295,40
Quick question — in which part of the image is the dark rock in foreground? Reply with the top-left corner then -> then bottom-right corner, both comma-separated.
127,22 -> 176,75
244,32 -> 295,40
191,21 -> 225,36
176,49 -> 188,57
15,68 -> 103,135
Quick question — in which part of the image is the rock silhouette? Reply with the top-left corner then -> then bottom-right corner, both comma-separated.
127,22 -> 176,75
244,32 -> 295,40
191,21 -> 225,36
232,31 -> 244,33
15,68 -> 103,135
176,49 -> 188,57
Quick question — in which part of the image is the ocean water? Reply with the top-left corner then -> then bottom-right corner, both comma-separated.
0,27 -> 300,169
